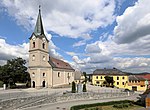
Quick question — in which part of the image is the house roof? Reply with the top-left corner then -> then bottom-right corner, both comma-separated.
93,68 -> 126,75
74,71 -> 83,80
49,57 -> 74,71
128,75 -> 146,81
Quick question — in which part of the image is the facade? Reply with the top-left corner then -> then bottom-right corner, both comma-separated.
74,71 -> 85,83
128,75 -> 147,91
92,68 -> 148,91
92,68 -> 128,89
28,8 -> 74,88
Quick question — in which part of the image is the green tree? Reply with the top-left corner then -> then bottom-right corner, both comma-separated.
72,81 -> 76,93
0,58 -> 30,86
104,76 -> 114,87
83,83 -> 87,92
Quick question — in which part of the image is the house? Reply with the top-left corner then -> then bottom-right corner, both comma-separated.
128,75 -> 147,91
28,7 -> 75,88
74,71 -> 85,83
92,68 -> 128,89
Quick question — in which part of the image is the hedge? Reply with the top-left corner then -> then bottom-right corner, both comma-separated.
70,100 -> 133,110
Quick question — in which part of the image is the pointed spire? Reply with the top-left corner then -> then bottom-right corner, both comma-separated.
34,5 -> 44,36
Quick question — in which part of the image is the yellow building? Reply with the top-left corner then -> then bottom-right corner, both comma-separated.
92,68 -> 128,89
92,68 -> 147,91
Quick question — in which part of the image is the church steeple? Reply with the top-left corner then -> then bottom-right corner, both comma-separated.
34,5 -> 44,36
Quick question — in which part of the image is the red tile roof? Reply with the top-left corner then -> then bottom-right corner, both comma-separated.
49,57 -> 74,70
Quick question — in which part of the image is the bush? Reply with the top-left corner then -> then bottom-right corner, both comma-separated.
83,84 -> 87,92
70,100 -> 133,110
72,81 -> 76,93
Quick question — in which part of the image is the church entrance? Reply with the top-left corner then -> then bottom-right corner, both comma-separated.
42,81 -> 46,87
32,81 -> 35,88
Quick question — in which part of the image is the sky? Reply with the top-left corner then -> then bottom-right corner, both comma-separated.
0,0 -> 150,73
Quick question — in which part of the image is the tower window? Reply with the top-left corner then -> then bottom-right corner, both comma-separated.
42,43 -> 45,49
58,72 -> 60,77
33,42 -> 35,48
32,55 -> 35,60
43,73 -> 46,77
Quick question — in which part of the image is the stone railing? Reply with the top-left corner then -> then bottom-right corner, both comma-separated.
0,91 -> 134,110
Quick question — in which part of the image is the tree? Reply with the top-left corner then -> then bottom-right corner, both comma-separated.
0,58 -> 30,87
83,83 -> 87,92
72,81 -> 76,93
104,76 -> 114,87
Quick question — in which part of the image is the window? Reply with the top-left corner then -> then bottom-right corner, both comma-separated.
43,73 -> 45,77
101,76 -> 102,79
122,77 -> 124,79
42,43 -> 45,49
96,76 -> 98,79
141,85 -> 145,87
122,82 -> 124,85
32,55 -> 35,60
96,81 -> 99,84
43,56 -> 46,61
68,73 -> 69,77
117,82 -> 119,85
58,72 -> 60,77
117,76 -> 119,80
32,72 -> 35,77
33,42 -> 35,48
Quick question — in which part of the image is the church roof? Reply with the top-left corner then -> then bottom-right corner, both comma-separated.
49,57 -> 74,71
34,7 -> 44,36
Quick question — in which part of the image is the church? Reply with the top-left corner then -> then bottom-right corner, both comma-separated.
28,7 -> 75,88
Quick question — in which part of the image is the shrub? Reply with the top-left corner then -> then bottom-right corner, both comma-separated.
72,81 -> 76,93
70,100 -> 133,110
83,84 -> 87,92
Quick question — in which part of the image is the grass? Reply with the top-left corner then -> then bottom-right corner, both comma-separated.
70,100 -> 144,110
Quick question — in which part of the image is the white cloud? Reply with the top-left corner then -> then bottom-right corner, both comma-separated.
0,38 -> 29,65
114,0 -> 150,44
85,42 -> 102,53
0,0 -> 116,39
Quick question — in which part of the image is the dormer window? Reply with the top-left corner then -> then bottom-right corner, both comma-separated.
33,42 -> 35,48
42,43 -> 45,49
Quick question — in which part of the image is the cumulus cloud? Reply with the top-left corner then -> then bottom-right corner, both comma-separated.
85,42 -> 102,53
0,38 -> 29,65
0,0 -> 116,39
114,0 -> 150,44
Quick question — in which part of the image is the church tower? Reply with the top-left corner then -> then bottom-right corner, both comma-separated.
28,6 -> 52,88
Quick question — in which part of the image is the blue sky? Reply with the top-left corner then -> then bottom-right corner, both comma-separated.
0,0 -> 150,73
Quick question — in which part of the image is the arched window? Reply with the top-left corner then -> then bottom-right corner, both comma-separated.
43,73 -> 46,77
58,72 -> 60,77
42,43 -> 45,49
33,42 -> 35,48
